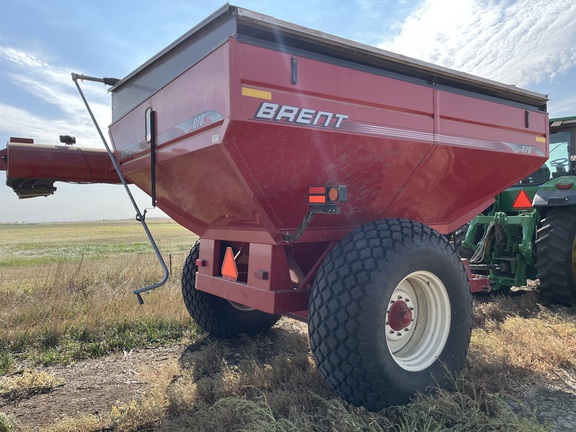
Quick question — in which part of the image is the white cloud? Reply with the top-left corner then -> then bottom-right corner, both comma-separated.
0,47 -> 49,68
0,46 -> 111,148
548,93 -> 576,118
381,0 -> 576,88
0,103 -> 104,147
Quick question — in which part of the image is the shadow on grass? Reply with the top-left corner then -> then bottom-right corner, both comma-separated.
149,319 -> 552,432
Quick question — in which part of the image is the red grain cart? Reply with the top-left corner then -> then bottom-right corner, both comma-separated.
1,5 -> 548,410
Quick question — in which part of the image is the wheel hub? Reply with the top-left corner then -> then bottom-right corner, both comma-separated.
387,300 -> 413,331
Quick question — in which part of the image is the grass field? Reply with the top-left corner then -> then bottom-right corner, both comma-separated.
1,221 -> 575,431
0,220 -> 197,371
0,219 -> 194,266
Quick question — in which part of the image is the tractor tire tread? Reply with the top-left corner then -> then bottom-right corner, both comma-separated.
535,207 -> 576,305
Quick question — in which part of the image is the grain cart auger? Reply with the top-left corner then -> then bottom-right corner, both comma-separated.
457,116 -> 576,305
0,5 -> 548,410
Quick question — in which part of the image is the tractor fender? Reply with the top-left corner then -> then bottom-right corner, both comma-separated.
533,190 -> 576,208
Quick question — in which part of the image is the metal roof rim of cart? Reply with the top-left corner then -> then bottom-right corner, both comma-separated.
110,3 -> 547,109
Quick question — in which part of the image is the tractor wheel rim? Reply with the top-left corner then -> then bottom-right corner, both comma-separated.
385,271 -> 451,372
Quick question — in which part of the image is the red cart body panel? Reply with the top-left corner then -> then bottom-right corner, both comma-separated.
108,7 -> 547,245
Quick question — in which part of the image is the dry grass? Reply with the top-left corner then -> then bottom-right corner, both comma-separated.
469,292 -> 576,394
0,256 -> 194,369
0,369 -> 64,401
1,222 -> 574,431
126,318 -> 548,432
0,220 -> 196,372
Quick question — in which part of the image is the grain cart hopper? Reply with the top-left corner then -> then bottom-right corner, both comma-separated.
0,5 -> 548,410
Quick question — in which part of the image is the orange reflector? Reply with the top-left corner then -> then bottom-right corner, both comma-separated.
327,187 -> 339,202
513,190 -> 532,209
309,195 -> 326,203
221,247 -> 239,281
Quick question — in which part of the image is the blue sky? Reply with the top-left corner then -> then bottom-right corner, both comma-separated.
2,0 -> 576,222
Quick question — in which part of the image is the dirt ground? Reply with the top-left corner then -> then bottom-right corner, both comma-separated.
0,345 -> 181,430
2,320 -> 576,432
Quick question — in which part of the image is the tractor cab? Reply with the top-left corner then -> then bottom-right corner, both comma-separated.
518,118 -> 575,185
547,117 -> 576,177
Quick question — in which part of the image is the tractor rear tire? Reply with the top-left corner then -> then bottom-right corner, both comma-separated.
181,241 -> 281,338
308,219 -> 472,410
535,208 -> 576,306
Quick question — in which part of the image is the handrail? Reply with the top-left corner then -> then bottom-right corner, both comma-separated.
71,73 -> 168,304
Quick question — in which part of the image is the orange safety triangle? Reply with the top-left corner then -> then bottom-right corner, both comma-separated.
513,190 -> 532,209
221,247 -> 239,281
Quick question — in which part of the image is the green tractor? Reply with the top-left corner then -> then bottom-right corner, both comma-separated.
459,116 -> 576,305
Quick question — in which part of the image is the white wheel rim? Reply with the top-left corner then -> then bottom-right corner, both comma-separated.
385,271 -> 451,372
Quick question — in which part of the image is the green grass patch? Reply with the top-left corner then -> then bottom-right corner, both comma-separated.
20,318 -> 196,366
1,316 -> 198,369
0,412 -> 17,432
